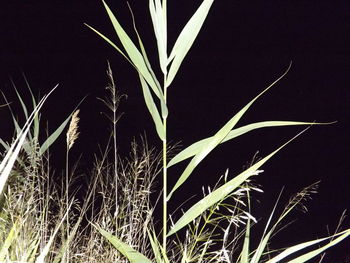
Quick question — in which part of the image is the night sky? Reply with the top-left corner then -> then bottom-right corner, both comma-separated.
1,0 -> 350,261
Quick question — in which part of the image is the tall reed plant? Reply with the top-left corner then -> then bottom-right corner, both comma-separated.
86,0 -> 350,262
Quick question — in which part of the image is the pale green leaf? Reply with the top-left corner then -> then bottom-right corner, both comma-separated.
39,115 -> 71,156
85,23 -> 132,64
168,120 -> 322,168
166,0 -> 214,87
0,221 -> 19,261
167,129 -> 305,236
0,87 -> 57,196
101,0 -> 162,99
147,229 -> 163,263
168,64 -> 292,199
95,225 -> 152,263
264,228 -> 350,263
149,0 -> 167,74
139,74 -> 165,140
39,97 -> 85,156
128,4 -> 168,119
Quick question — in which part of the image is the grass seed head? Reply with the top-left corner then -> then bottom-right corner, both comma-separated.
66,109 -> 80,150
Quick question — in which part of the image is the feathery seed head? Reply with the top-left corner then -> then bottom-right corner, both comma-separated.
66,109 -> 80,150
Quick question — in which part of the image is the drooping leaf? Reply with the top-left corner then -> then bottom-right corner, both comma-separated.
95,225 -> 152,263
139,74 -> 165,141
166,0 -> 214,87
167,129 -> 306,236
168,64 -> 292,199
128,4 -> 168,119
39,97 -> 85,156
0,86 -> 57,196
168,120 -> 325,168
101,0 -> 163,99
264,228 -> 350,263
149,0 -> 167,74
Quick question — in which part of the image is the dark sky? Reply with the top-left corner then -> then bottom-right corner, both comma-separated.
1,0 -> 350,261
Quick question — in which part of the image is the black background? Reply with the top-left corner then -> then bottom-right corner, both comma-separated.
1,0 -> 350,261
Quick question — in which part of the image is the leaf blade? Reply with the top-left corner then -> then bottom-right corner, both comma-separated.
166,0 -> 214,87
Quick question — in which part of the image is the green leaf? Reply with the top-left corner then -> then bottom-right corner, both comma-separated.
39,116 -> 70,156
166,0 -> 214,87
128,4 -> 168,119
168,64 -> 292,199
101,0 -> 162,99
0,87 -> 57,196
147,229 -> 163,263
168,120 -> 324,168
0,221 -> 19,261
167,129 -> 306,236
264,228 -> 350,263
149,0 -> 168,74
39,97 -> 85,156
139,74 -> 165,140
95,225 -> 152,263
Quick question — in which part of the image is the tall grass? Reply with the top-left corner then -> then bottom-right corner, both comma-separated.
0,0 -> 349,262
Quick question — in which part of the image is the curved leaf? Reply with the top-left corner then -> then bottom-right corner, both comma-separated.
139,74 -> 165,140
166,0 -> 214,87
167,64 -> 292,200
95,225 -> 152,263
101,0 -> 162,99
167,129 -> 307,236
168,120 -> 326,168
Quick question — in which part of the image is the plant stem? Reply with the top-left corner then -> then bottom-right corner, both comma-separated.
162,81 -> 168,252
65,148 -> 70,263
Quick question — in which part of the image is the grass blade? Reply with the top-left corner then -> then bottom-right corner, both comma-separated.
101,0 -> 162,99
168,120 -> 323,168
0,86 -> 57,196
149,0 -> 167,74
139,74 -> 165,140
167,129 -> 307,236
168,64 -> 292,199
166,0 -> 214,87
0,220 -> 19,261
264,228 -> 350,263
95,225 -> 153,263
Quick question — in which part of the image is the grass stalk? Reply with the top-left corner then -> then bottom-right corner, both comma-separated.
162,79 -> 168,252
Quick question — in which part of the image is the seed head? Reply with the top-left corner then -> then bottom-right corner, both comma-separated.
66,109 -> 80,150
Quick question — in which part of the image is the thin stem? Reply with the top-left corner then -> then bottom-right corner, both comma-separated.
65,148 -> 70,263
162,78 -> 168,252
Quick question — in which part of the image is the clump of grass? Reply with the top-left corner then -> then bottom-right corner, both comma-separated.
1,0 -> 350,262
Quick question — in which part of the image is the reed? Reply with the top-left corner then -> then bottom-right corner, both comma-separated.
0,0 -> 349,262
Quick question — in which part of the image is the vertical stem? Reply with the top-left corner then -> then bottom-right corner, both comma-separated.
65,149 -> 70,263
162,80 -> 168,252
113,83 -> 119,228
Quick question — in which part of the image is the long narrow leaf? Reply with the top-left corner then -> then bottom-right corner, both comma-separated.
147,229 -> 163,263
95,225 -> 152,263
101,0 -> 162,99
168,120 -> 325,168
128,4 -> 168,119
149,0 -> 167,74
264,228 -> 350,263
168,64 -> 292,199
166,0 -> 214,87
167,129 -> 307,236
139,74 -> 165,140
0,86 -> 57,196
0,220 -> 19,261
